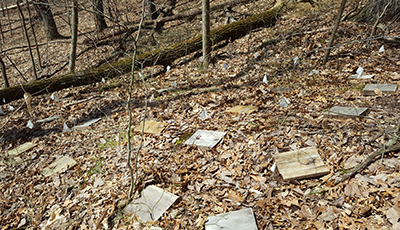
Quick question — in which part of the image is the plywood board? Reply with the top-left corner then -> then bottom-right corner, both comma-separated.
184,130 -> 226,149
205,208 -> 258,230
363,84 -> 397,96
133,120 -> 168,134
324,106 -> 368,117
226,105 -> 258,114
274,147 -> 329,180
42,156 -> 77,177
124,185 -> 178,222
8,142 -> 37,156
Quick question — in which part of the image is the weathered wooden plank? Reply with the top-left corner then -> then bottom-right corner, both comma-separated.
274,147 -> 329,180
42,156 -> 77,177
226,105 -> 258,114
8,142 -> 37,156
133,120 -> 168,134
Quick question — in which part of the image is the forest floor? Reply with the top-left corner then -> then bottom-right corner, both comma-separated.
1,0 -> 400,229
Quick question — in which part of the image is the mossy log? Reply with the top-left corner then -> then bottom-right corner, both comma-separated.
0,0 -> 284,105
84,0 -> 254,45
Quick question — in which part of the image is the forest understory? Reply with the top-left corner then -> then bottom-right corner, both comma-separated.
1,0 -> 400,229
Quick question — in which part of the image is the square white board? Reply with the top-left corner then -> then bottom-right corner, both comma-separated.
184,130 -> 226,149
73,118 -> 101,130
124,185 -> 178,222
36,116 -> 60,123
324,106 -> 368,117
205,208 -> 258,230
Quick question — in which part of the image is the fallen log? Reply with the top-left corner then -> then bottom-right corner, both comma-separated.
0,0 -> 284,105
83,0 -> 254,45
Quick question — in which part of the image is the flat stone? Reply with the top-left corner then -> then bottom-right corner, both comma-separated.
226,105 -> 258,114
8,142 -> 37,156
133,120 -> 168,134
124,185 -> 178,222
205,208 -> 258,230
42,156 -> 77,177
363,84 -> 397,96
184,130 -> 226,149
274,147 -> 330,180
324,106 -> 368,117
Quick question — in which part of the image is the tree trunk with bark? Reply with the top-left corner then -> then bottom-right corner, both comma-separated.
0,0 -> 285,104
322,0 -> 347,65
0,56 -> 9,88
17,0 -> 38,79
68,0 -> 78,73
202,0 -> 211,68
93,0 -> 107,33
349,0 -> 400,24
33,0 -> 64,40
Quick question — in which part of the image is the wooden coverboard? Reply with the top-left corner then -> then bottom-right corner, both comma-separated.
274,147 -> 329,180
226,105 -> 258,114
42,156 -> 77,177
8,142 -> 37,156
133,120 -> 168,134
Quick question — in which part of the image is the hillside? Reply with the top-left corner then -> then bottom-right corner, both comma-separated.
1,0 -> 400,229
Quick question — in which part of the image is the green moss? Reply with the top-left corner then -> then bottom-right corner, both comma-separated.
175,132 -> 194,145
88,157 -> 104,176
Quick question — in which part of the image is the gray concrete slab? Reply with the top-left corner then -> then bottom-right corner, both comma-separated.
324,106 -> 368,117
205,208 -> 258,230
363,84 -> 397,96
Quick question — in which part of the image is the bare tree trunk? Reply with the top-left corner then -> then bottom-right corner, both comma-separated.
68,0 -> 78,73
17,0 -> 38,80
0,56 -> 9,88
33,0 -> 64,40
202,0 -> 211,68
93,0 -> 108,33
1,1 -> 4,17
26,0 -> 42,70
322,0 -> 347,66
0,21 -> 4,43
6,3 -> 13,36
